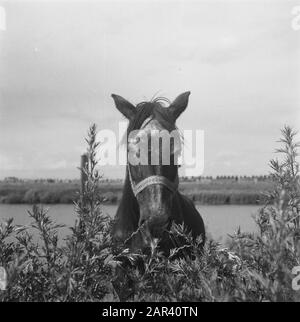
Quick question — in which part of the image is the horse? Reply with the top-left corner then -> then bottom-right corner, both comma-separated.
111,91 -> 205,256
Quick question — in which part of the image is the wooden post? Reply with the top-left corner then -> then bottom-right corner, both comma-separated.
80,153 -> 88,195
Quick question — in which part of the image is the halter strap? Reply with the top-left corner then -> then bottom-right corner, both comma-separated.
128,165 -> 179,197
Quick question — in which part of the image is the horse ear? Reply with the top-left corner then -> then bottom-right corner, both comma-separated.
111,94 -> 136,120
169,91 -> 191,120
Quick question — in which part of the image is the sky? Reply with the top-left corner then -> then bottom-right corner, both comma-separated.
0,0 -> 299,179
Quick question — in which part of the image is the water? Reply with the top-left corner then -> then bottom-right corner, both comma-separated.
0,204 -> 260,243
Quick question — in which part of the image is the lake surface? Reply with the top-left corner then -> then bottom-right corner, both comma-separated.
0,204 -> 260,244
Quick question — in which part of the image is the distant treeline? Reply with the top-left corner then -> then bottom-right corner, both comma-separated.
184,191 -> 269,205
0,183 -> 79,204
2,174 -> 272,184
0,179 -> 274,205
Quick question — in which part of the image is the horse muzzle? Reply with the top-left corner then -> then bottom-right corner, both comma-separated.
139,210 -> 170,238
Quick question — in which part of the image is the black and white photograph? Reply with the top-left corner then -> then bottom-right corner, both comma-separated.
0,0 -> 300,306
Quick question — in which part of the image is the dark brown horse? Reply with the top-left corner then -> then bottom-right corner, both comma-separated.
111,91 -> 205,255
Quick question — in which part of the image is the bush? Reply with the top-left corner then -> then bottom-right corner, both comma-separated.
23,189 -> 40,204
0,125 -> 116,301
2,192 -> 24,204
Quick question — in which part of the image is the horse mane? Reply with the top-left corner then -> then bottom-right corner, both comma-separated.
118,97 -> 179,148
127,97 -> 175,134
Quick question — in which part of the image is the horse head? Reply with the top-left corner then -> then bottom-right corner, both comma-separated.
112,92 -> 191,250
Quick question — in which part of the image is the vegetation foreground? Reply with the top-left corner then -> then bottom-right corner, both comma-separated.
0,125 -> 299,302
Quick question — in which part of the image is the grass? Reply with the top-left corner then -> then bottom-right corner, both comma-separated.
0,124 -> 299,302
